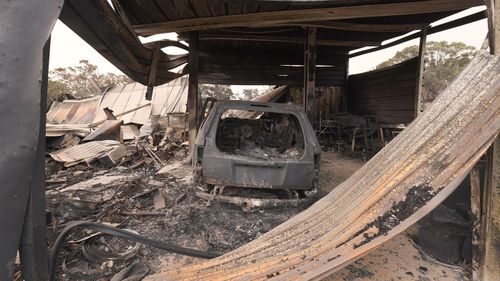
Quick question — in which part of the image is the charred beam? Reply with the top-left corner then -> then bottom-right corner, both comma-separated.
350,10 -> 487,57
198,33 -> 380,47
304,27 -> 317,124
477,2 -> 500,281
134,0 -> 481,35
143,39 -> 188,51
146,43 -> 161,100
188,32 -> 199,154
414,27 -> 428,117
279,21 -> 424,33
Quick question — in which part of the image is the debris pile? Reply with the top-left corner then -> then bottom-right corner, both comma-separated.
316,112 -> 406,160
44,126 -> 314,279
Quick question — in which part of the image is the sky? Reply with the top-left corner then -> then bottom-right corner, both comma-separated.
49,7 -> 488,91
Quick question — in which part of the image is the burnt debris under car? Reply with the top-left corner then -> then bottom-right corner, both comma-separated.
193,101 -> 321,201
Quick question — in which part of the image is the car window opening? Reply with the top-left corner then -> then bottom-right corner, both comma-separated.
216,110 -> 305,159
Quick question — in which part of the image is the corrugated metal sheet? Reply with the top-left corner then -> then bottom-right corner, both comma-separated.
145,50 -> 500,281
46,96 -> 100,124
94,77 -> 188,124
347,57 -> 418,124
48,140 -> 120,167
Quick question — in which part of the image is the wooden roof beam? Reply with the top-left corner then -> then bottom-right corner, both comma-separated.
198,33 -> 380,47
349,9 -> 487,57
143,39 -> 188,51
133,0 -> 482,36
275,21 -> 425,33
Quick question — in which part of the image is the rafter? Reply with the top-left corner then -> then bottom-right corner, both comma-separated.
133,0 -> 482,36
198,33 -> 380,47
349,10 -> 487,57
143,39 -> 188,50
275,21 -> 425,33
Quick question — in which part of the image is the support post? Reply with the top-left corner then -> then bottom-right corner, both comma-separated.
414,26 -> 428,117
303,27 -> 317,124
477,137 -> 500,281
145,43 -> 161,100
470,165 -> 481,281
188,32 -> 199,154
476,2 -> 500,280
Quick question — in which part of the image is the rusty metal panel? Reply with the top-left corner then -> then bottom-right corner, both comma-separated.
347,58 -> 418,124
49,140 -> 120,167
146,51 -> 500,280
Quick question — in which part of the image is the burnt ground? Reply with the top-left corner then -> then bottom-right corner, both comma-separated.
41,150 -> 471,281
44,154 -> 322,280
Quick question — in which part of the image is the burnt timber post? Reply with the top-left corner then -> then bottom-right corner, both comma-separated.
188,32 -> 200,154
477,138 -> 500,281
414,26 -> 428,117
145,43 -> 161,101
475,1 -> 500,280
303,27 -> 317,125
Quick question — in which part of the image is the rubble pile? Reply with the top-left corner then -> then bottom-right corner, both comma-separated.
44,129 -> 314,280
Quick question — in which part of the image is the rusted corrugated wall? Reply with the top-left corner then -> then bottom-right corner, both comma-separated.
347,58 -> 418,124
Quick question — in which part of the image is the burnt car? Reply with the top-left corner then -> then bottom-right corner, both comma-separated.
193,101 -> 320,194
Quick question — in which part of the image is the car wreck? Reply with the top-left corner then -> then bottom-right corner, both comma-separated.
193,101 -> 320,195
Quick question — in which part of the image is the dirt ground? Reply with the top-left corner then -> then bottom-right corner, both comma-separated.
324,229 -> 470,281
44,151 -> 319,279
319,151 -> 365,193
319,152 -> 470,281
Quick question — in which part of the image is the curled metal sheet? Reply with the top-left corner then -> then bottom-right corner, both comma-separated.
146,51 -> 500,280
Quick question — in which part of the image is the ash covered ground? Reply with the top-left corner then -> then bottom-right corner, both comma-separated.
44,154 -> 322,280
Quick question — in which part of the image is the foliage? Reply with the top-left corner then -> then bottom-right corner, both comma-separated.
376,41 -> 476,101
48,60 -> 131,105
199,84 -> 235,100
242,88 -> 260,100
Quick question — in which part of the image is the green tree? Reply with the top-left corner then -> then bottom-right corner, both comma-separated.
376,41 -> 476,101
48,60 -> 132,104
199,84 -> 235,100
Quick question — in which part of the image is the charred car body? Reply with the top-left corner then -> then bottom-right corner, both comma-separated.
193,101 -> 320,194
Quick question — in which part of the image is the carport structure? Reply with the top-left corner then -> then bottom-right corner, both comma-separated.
59,0 -> 488,144
0,1 -> 499,281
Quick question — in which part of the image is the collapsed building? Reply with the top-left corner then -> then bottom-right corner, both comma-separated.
0,1 -> 499,281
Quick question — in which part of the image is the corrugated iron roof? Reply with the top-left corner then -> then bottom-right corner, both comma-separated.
93,76 -> 188,124
46,77 -> 188,127
46,96 -> 100,124
48,140 -> 120,167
